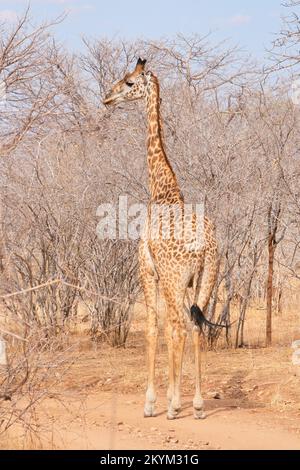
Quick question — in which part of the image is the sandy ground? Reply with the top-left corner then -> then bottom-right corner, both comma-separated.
1,304 -> 300,450
34,390 -> 300,450
3,341 -> 300,450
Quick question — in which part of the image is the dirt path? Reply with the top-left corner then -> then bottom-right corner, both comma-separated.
5,336 -> 300,450
44,391 -> 300,450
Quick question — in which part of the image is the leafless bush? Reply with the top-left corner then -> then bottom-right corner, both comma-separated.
0,10 -> 299,351
270,0 -> 300,71
82,240 -> 140,346
0,323 -> 76,448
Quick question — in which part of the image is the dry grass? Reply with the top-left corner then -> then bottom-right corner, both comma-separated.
219,303 -> 300,349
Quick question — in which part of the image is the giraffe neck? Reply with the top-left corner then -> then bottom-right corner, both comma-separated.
146,74 -> 183,205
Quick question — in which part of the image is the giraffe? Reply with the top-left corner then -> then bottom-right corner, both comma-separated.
103,58 -> 221,420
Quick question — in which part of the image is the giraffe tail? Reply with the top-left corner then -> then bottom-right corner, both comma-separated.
190,304 -> 226,329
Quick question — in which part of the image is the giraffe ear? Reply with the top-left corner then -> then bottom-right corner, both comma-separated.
135,58 -> 147,73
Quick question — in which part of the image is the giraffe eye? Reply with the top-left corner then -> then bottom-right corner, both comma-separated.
126,81 -> 134,88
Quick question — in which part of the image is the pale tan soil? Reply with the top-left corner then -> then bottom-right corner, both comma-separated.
1,303 -> 300,450
29,390 -> 300,450
3,341 -> 300,450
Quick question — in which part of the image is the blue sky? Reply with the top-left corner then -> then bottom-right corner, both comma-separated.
0,0 -> 289,58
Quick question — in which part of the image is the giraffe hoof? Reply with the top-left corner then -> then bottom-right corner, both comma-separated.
194,409 -> 206,420
144,405 -> 156,418
167,408 -> 179,420
167,413 -> 177,420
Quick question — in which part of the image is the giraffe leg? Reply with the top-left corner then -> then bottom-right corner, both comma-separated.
167,322 -> 187,420
163,288 -> 187,420
192,325 -> 206,419
191,243 -> 217,419
165,321 -> 174,406
142,274 -> 159,418
196,244 -> 217,312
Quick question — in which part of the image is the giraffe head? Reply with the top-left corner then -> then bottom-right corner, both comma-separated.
103,58 -> 149,106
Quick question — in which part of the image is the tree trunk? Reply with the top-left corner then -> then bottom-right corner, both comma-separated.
266,233 -> 275,347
